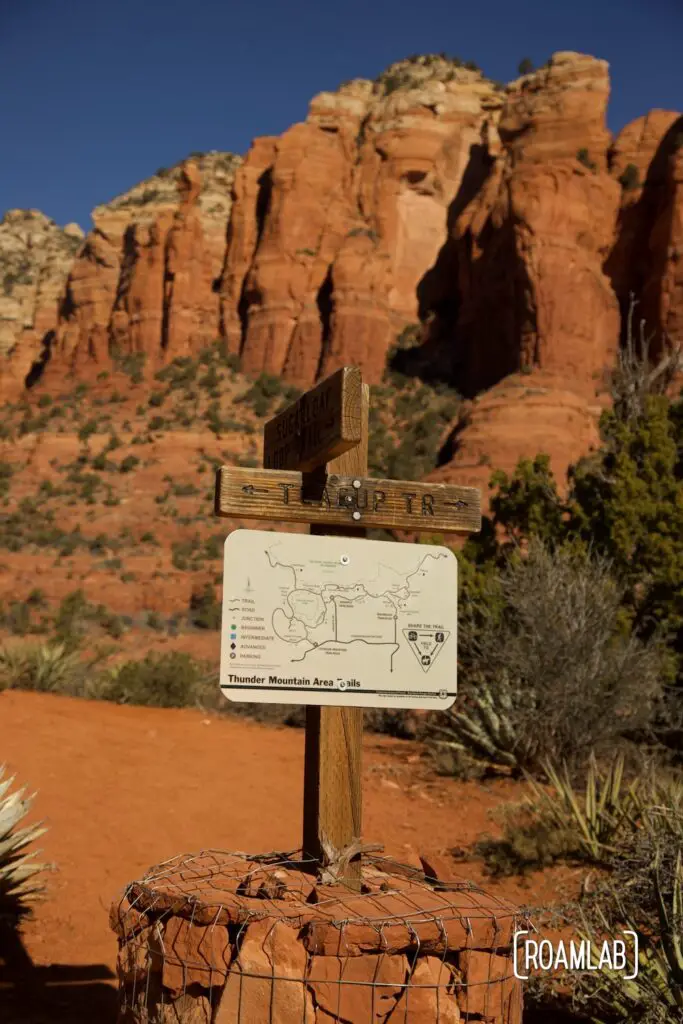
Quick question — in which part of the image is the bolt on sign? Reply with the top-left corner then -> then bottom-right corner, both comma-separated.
214,365 -> 481,882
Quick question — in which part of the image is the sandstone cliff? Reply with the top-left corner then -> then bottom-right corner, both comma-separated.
44,151 -> 240,381
0,210 -> 84,397
1,52 -> 682,499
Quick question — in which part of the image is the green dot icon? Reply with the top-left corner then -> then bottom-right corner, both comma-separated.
231,624 -> 237,630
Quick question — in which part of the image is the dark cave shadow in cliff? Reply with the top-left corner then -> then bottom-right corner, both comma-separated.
605,113 -> 683,359
390,143 -> 496,394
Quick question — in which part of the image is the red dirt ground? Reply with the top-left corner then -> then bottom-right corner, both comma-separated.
0,691 -> 579,1021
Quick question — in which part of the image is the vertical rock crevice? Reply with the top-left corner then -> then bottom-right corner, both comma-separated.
314,266 -> 334,379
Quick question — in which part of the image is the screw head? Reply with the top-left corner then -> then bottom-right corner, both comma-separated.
352,511 -> 361,521
340,554 -> 350,565
352,479 -> 361,489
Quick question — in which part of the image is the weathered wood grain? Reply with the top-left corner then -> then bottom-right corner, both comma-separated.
215,466 -> 481,534
263,366 -> 362,472
302,383 -> 370,890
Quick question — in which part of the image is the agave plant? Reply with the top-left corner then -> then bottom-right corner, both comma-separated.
0,766 -> 47,925
523,752 -> 641,862
0,642 -> 83,694
427,672 -> 520,770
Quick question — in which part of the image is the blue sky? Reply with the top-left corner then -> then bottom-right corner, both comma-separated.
2,0 -> 681,230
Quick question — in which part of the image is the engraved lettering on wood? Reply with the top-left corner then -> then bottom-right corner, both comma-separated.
216,467 -> 481,534
263,366 -> 362,472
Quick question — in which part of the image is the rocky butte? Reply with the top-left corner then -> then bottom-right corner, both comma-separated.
1,52 -> 682,496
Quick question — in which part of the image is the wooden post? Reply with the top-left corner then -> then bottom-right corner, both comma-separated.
215,364 -> 481,890
302,384 -> 369,887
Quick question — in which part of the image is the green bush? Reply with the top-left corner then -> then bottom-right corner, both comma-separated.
119,455 -> 139,473
459,333 -> 683,749
430,540 -> 664,775
95,651 -> 215,709
188,584 -> 221,629
517,57 -> 534,75
0,642 -> 84,694
577,148 -> 597,171
618,162 -> 640,190
0,461 -> 14,497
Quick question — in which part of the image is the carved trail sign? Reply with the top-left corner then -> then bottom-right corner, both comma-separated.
215,468 -> 481,534
263,366 -> 362,472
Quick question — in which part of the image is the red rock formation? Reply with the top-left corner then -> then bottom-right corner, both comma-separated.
0,211 -> 83,398
607,110 -> 683,357
220,61 -> 505,387
417,52 -> 622,501
44,154 -> 239,381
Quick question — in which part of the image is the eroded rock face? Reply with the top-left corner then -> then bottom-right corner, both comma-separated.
220,57 -> 505,386
44,152 -> 241,382
411,52 -> 624,500
607,110 -> 683,357
419,51 -> 621,399
0,210 -> 83,397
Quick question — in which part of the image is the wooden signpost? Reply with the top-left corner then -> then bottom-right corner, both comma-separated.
215,366 -> 480,888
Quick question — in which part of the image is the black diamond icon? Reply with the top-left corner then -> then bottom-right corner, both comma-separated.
230,642 -> 237,650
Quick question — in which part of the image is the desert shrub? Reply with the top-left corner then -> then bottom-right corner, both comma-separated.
0,461 -> 14,497
577,148 -> 597,171
368,364 -> 461,481
95,651 -> 216,709
618,162 -> 640,190
112,350 -> 145,383
119,455 -> 139,473
235,373 -> 284,417
429,539 -> 665,775
517,57 -> 534,75
460,320 -> 683,752
188,584 -> 221,629
477,752 -> 644,875
0,642 -> 84,694
0,767 -> 47,926
562,774 -> 683,1022
53,590 -> 124,649
171,535 -> 202,570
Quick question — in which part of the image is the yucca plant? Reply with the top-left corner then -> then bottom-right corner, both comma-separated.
0,641 -> 83,694
579,852 -> 683,1022
0,766 -> 47,926
523,752 -> 641,862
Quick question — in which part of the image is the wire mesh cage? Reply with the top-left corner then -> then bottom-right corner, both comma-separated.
111,848 -> 529,1023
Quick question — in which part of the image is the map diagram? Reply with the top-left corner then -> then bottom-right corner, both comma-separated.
220,530 -> 458,710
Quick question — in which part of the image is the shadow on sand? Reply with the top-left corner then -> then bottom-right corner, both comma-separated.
0,926 -> 117,1023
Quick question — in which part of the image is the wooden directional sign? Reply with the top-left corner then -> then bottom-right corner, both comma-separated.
215,466 -> 481,534
263,366 -> 362,472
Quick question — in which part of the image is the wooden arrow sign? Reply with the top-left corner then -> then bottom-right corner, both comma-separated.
215,466 -> 481,534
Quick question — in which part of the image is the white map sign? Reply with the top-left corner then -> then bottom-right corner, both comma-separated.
220,529 -> 458,710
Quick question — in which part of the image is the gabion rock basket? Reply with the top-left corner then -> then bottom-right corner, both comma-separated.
111,849 -> 528,1023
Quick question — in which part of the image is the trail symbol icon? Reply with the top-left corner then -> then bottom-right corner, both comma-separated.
403,629 -> 451,672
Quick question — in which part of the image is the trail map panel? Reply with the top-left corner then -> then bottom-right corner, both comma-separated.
220,529 -> 458,710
